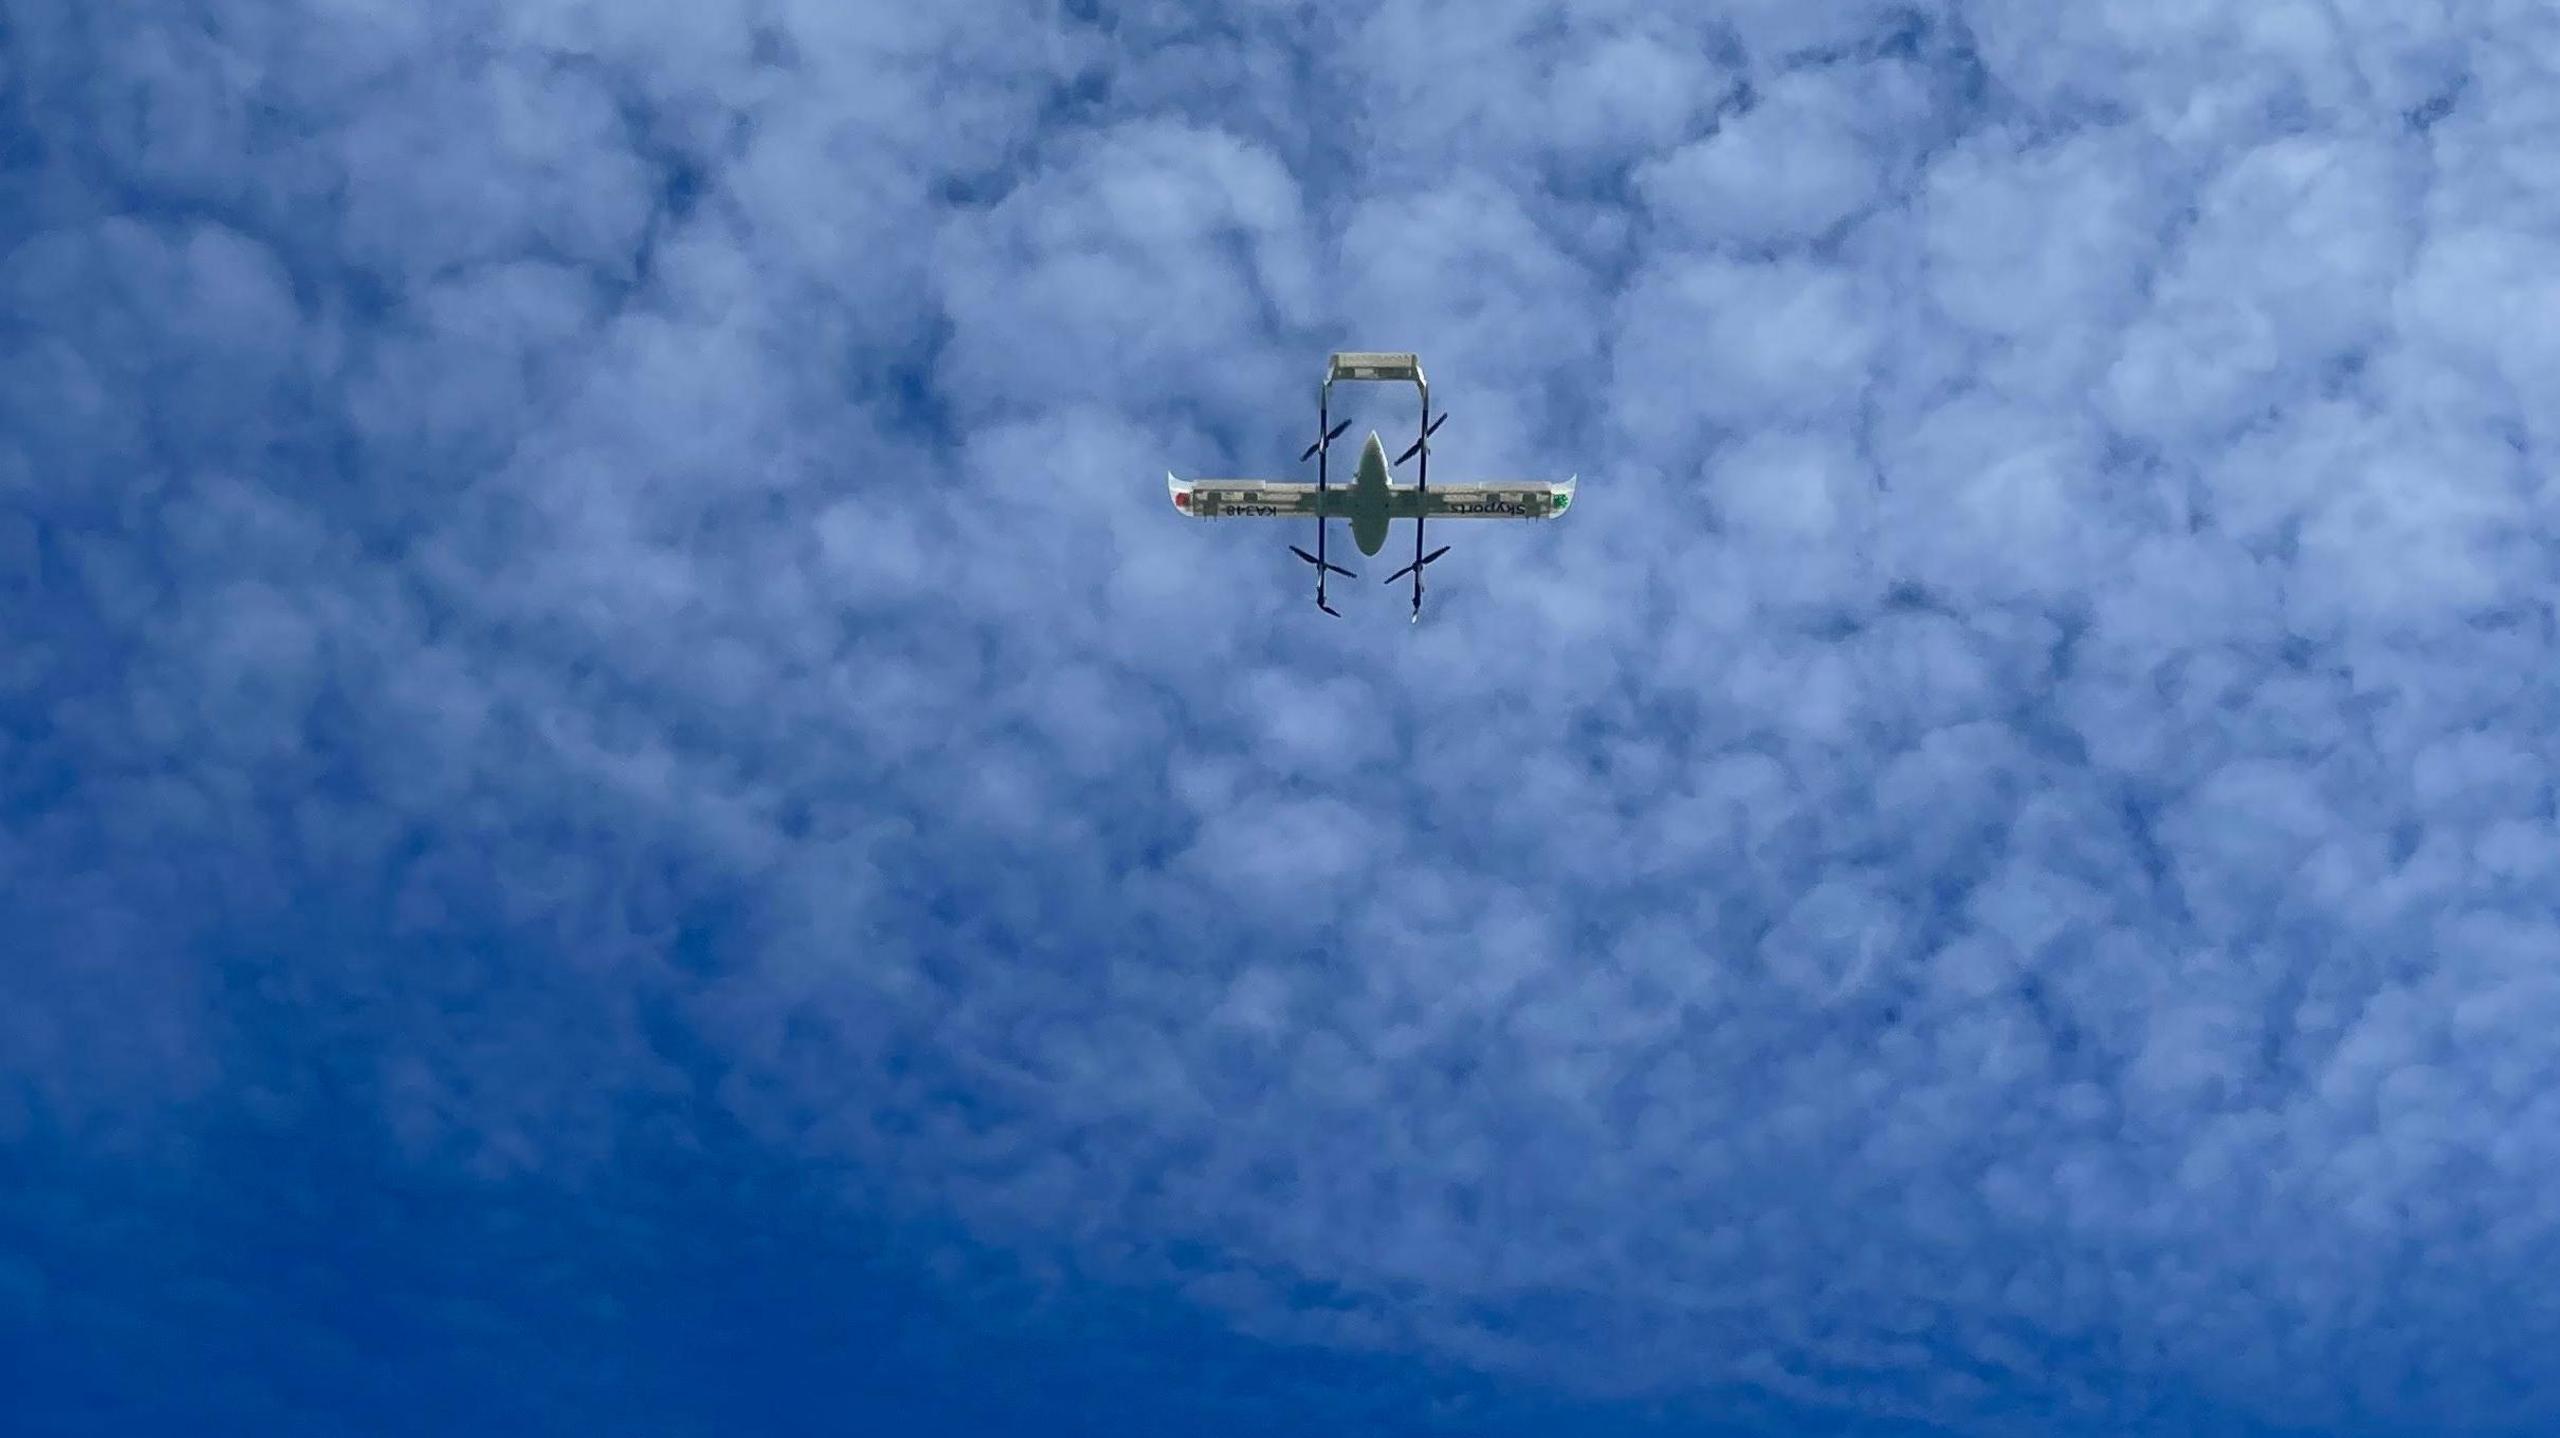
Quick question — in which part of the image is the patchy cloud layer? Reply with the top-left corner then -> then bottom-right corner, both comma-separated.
9,1 -> 2560,1433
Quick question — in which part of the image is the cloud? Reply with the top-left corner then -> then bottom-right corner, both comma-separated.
12,1 -> 2560,1434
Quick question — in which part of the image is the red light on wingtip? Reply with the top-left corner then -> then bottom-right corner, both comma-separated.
1174,490 -> 1189,509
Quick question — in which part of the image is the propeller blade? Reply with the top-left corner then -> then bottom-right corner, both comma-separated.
1293,545 -> 1357,579
1384,546 -> 1449,582
1297,418 -> 1353,462
1394,411 -> 1450,464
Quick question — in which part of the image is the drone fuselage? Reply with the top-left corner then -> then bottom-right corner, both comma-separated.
1347,431 -> 1393,556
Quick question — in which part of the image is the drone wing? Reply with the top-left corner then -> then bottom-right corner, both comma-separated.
1388,476 -> 1576,519
1166,474 -> 1350,519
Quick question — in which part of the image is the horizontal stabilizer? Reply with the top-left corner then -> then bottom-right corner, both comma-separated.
1328,351 -> 1424,384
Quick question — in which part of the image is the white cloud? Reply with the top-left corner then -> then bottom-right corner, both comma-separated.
1616,255 -> 1879,448
17,1 -> 2560,1433
1638,63 -> 1920,249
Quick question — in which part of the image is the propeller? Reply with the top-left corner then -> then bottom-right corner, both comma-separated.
1299,418 -> 1352,463
1394,411 -> 1449,466
1292,545 -> 1358,579
1382,545 -> 1450,584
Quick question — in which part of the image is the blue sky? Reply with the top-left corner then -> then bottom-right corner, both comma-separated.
6,2 -> 2558,1434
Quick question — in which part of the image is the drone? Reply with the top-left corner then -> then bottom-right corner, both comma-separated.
1168,351 -> 1576,620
